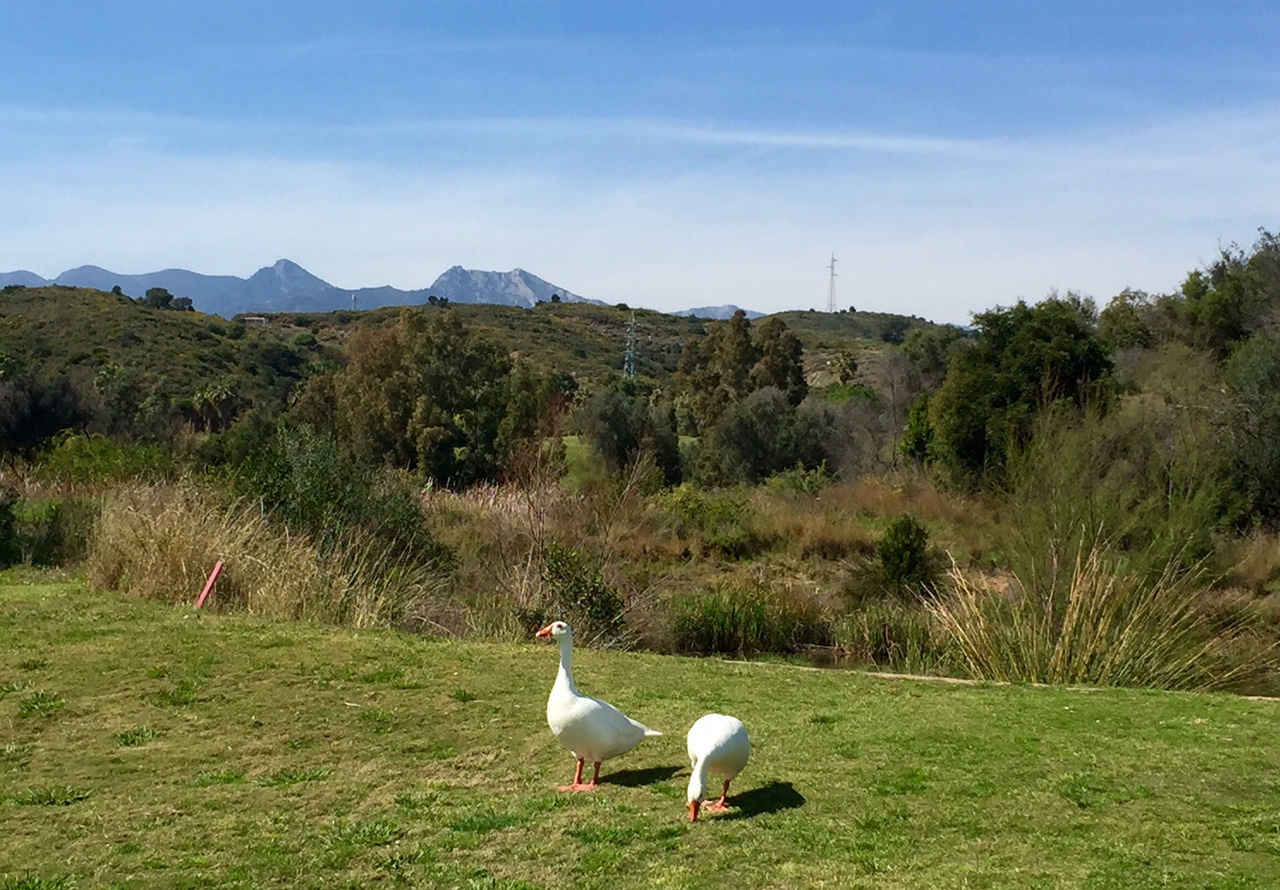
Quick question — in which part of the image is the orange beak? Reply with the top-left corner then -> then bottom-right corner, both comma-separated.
688,800 -> 700,822
536,625 -> 553,638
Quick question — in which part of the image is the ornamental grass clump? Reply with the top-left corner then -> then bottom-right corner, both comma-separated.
929,545 -> 1269,691
85,483 -> 448,630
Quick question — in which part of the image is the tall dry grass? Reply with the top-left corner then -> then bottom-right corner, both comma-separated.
86,484 -> 449,631
928,547 -> 1269,691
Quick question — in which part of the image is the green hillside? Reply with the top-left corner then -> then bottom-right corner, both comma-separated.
0,284 -> 945,407
770,307 -> 948,350
2,575 -> 1278,888
0,285 -> 317,427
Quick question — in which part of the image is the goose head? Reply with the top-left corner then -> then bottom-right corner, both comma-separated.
687,774 -> 707,821
536,620 -> 572,642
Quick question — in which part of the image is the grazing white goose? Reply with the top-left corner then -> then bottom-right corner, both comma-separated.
686,713 -> 750,821
536,620 -> 662,791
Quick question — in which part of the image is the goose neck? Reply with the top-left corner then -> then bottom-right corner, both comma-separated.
687,759 -> 709,803
554,636 -> 580,695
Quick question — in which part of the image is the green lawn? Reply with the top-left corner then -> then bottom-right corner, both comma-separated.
2,572 -> 1279,889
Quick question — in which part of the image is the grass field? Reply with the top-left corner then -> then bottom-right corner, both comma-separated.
2,571 -> 1279,889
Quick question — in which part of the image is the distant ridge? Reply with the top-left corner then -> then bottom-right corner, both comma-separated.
674,305 -> 765,320
0,260 -> 616,318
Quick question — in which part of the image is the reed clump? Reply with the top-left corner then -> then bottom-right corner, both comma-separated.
928,546 -> 1270,692
667,580 -> 833,655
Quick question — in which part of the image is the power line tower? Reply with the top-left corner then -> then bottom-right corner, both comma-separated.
623,311 -> 637,378
826,254 -> 838,313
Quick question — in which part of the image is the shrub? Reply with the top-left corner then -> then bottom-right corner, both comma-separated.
0,486 -> 18,568
1005,394 -> 1230,586
668,582 -> 832,655
840,514 -> 939,604
650,485 -> 774,560
32,432 -> 171,486
232,425 -> 452,570
764,461 -> 839,496
537,542 -> 626,646
877,515 -> 935,591
0,489 -> 99,568
16,496 -> 100,566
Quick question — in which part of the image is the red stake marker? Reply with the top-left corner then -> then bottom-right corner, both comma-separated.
195,561 -> 224,609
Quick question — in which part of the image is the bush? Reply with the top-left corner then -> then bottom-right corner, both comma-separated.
764,461 -> 839,496
650,486 -> 773,560
877,515 -> 935,591
233,425 -> 452,570
840,514 -> 939,604
0,489 -> 99,568
33,432 -> 171,487
1005,393 -> 1230,586
17,496 -> 100,566
0,487 -> 19,567
535,542 -> 626,646
668,582 -> 832,655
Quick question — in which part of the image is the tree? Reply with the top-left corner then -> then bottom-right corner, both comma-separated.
927,298 -> 1112,488
1224,332 -> 1280,525
711,310 -> 759,402
0,372 -> 90,459
331,308 -> 517,485
193,378 -> 239,432
900,394 -> 933,464
1176,230 -> 1280,357
881,318 -> 910,344
676,311 -> 806,434
902,325 -> 967,393
575,377 -> 681,485
697,388 -> 832,486
1098,288 -> 1156,353
143,287 -> 174,309
750,317 -> 807,405
497,361 -> 576,476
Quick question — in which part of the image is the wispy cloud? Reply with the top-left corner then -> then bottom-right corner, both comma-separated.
2,96 -> 1277,325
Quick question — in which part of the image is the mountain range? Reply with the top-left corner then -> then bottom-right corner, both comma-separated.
0,260 -> 757,320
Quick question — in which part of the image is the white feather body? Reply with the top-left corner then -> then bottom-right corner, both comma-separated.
544,625 -> 661,764
686,713 -> 750,802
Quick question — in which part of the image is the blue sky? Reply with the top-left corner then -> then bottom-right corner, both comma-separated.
2,2 -> 1278,323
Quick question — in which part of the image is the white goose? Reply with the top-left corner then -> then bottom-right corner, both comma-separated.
686,713 -> 750,821
536,620 -> 662,791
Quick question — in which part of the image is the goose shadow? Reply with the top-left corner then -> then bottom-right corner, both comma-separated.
719,781 -> 806,820
600,764 -> 684,787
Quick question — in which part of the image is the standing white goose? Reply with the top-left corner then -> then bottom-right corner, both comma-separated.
686,713 -> 750,821
536,620 -> 662,791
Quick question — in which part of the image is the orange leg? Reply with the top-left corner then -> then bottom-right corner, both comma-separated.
705,779 -> 732,811
557,758 -> 600,792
